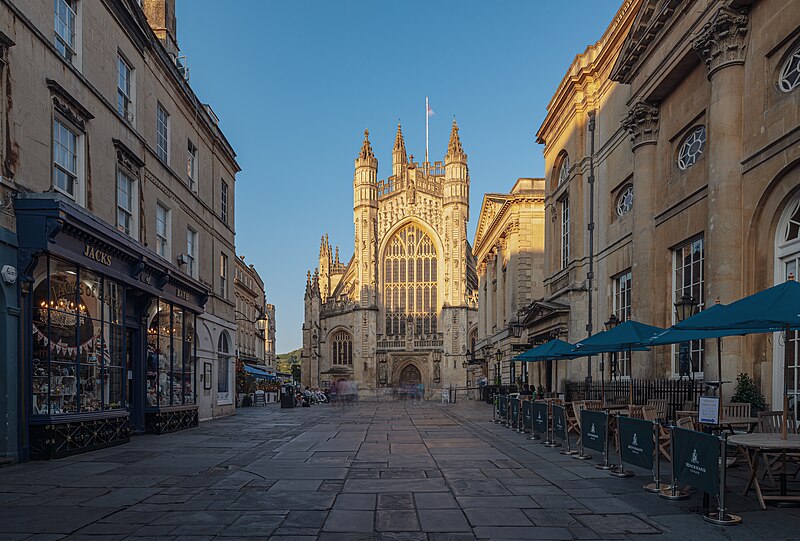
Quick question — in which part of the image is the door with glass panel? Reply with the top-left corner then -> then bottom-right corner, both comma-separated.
777,194 -> 800,422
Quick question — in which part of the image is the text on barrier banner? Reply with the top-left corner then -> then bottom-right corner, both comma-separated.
580,409 -> 607,453
552,405 -> 567,441
532,402 -> 548,434
522,400 -> 532,429
672,426 -> 720,497
617,415 -> 655,471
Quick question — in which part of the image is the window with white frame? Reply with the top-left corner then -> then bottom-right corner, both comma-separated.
616,185 -> 634,216
54,0 -> 77,64
117,55 -> 133,122
613,271 -> 632,377
677,126 -> 706,171
558,154 -> 569,185
220,253 -> 228,298
53,119 -> 79,200
779,43 -> 800,93
156,103 -> 169,163
116,170 -> 136,237
155,203 -> 170,258
187,140 -> 197,191
186,228 -> 197,278
560,197 -> 570,269
673,237 -> 705,375
220,180 -> 229,224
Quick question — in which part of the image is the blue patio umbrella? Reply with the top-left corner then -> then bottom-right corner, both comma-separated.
513,339 -> 581,362
573,320 -> 661,404
672,279 -> 800,437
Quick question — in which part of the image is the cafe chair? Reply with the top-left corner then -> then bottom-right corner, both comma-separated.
676,416 -> 696,431
647,398 -> 668,420
681,400 -> 697,412
643,404 -> 671,462
757,410 -> 800,485
566,402 -> 581,442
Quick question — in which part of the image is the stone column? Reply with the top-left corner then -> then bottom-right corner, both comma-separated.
496,244 -> 506,330
693,6 -> 749,380
478,270 -> 487,339
623,102 -> 660,378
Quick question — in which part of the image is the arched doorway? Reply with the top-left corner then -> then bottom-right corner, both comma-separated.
775,190 -> 800,417
217,331 -> 232,405
398,364 -> 422,385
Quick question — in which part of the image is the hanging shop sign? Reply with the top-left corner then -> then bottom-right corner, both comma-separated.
618,415 -> 654,471
581,409 -> 607,454
672,427 -> 720,496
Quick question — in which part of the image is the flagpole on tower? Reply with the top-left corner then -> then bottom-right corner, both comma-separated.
425,96 -> 429,166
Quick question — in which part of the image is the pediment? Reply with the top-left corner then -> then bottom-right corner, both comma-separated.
520,300 -> 570,326
473,194 -> 510,250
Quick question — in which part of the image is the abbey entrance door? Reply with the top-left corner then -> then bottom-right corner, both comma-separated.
398,364 -> 422,385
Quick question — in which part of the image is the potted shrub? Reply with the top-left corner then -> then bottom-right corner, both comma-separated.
536,385 -> 545,399
731,372 -> 766,414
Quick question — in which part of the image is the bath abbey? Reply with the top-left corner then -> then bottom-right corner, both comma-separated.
301,121 -> 478,394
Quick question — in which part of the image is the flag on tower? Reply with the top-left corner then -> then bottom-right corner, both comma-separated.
427,99 -> 435,118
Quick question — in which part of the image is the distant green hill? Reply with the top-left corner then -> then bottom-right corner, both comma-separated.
277,348 -> 302,374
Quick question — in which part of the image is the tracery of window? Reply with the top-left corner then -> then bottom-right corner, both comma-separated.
677,126 -> 706,171
779,44 -> 800,93
384,223 -> 438,336
330,330 -> 352,365
558,154 -> 570,185
784,198 -> 800,243
616,185 -> 633,216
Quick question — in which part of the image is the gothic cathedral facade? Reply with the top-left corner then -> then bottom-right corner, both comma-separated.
302,122 -> 478,395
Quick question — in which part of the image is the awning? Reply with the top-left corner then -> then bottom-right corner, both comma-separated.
244,364 -> 277,380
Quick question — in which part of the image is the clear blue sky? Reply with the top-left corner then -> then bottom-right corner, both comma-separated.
176,0 -> 623,353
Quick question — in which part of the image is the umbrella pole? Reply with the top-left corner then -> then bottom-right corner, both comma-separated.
717,337 -> 723,405
628,348 -> 633,405
783,324 -> 790,440
601,353 -> 605,405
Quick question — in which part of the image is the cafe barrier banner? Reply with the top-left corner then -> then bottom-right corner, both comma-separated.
580,409 -> 607,454
672,426 -> 720,497
522,400 -> 533,429
533,401 -> 548,435
552,404 -> 567,441
511,398 -> 520,425
498,396 -> 507,419
617,415 -> 654,471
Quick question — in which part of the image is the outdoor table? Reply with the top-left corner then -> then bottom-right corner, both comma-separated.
718,416 -> 759,434
728,433 -> 800,509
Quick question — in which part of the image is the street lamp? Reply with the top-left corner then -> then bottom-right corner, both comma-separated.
674,294 -> 699,379
496,348 -> 503,386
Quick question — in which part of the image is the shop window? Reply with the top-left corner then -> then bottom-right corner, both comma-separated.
217,331 -> 231,403
677,126 -> 706,171
146,299 -> 195,407
31,256 -> 126,416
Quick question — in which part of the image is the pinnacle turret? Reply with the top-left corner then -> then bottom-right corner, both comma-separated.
358,129 -> 375,161
445,118 -> 467,163
392,123 -> 407,177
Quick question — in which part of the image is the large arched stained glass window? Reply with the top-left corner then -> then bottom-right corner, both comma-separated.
384,223 -> 438,336
330,330 -> 353,365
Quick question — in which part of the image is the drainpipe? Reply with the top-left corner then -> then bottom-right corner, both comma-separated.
586,110 -> 596,387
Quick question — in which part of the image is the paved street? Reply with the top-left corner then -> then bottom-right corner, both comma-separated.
1,401 -> 800,540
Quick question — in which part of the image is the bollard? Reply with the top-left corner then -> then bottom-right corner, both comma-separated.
703,432 -> 742,525
659,424 -> 690,500
644,420 -> 669,493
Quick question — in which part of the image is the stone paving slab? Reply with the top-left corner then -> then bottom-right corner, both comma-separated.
2,400 -> 800,540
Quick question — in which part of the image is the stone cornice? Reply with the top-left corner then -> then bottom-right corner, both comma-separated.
622,102 -> 660,150
692,6 -> 749,79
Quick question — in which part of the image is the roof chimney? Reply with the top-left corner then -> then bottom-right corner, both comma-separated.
143,0 -> 178,58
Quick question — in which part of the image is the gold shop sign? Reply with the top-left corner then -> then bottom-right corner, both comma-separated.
83,244 -> 112,266
176,288 -> 189,300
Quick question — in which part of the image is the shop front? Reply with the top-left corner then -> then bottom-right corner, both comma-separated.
15,195 -> 208,460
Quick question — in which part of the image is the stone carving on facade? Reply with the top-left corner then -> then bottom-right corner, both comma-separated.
692,6 -> 749,78
622,102 -> 660,150
433,359 -> 441,384
377,354 -> 388,384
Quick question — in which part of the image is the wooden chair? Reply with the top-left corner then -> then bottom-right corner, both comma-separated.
565,402 -> 581,442
647,399 -> 668,420
682,399 -> 697,412
757,411 -> 800,485
642,405 -> 671,461
582,400 -> 603,411
676,416 -> 696,431
628,405 -> 645,419
722,402 -> 751,419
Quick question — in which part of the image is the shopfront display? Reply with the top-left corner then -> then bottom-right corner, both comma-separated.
16,195 -> 208,460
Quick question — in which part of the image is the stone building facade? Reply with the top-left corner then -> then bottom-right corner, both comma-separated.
533,0 -> 800,415
302,123 -> 478,395
234,255 -> 270,370
0,0 -> 239,460
472,178 -> 547,387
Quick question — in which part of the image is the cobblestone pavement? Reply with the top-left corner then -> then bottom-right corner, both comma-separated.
1,401 -> 800,540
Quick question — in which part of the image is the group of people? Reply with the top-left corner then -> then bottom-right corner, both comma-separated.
295,387 -> 328,407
